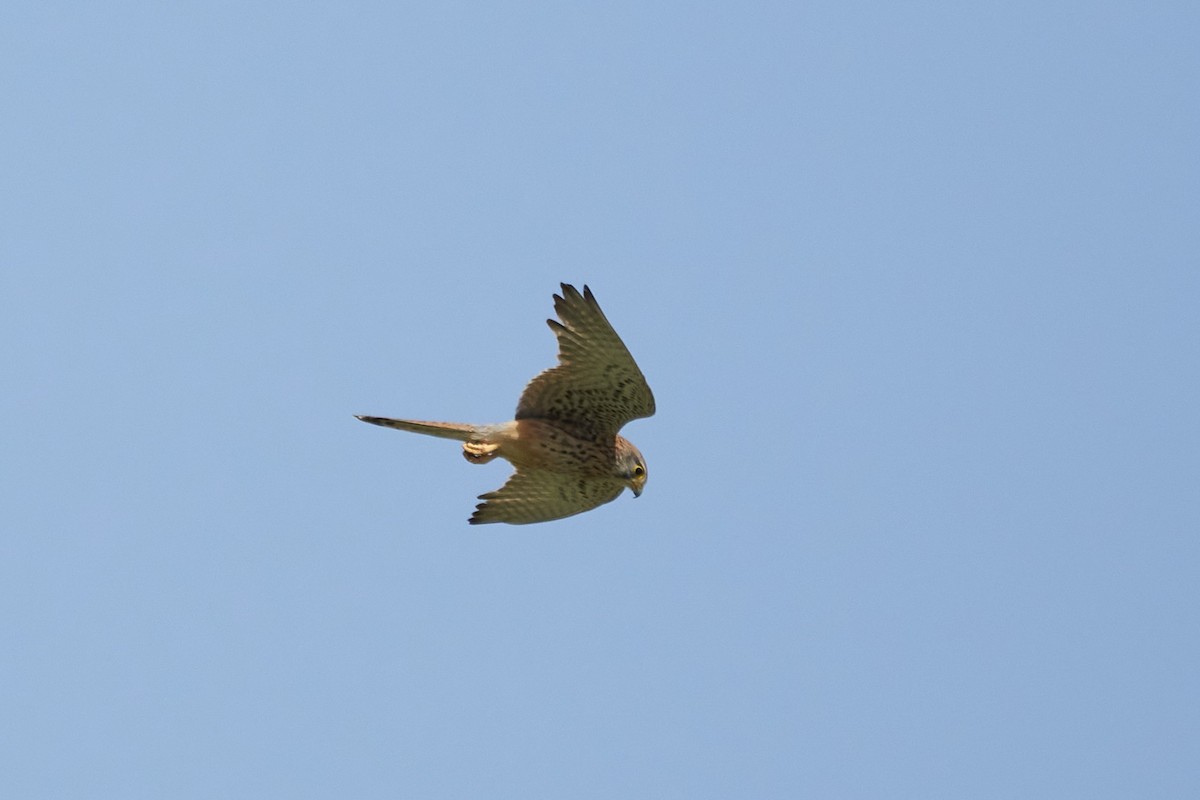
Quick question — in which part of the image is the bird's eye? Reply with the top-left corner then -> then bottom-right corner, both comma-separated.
633,465 -> 645,477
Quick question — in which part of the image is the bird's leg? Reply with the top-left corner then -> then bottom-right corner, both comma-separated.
462,441 -> 500,464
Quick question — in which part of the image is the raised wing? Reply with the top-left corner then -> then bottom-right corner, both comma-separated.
515,283 -> 655,441
469,469 -> 625,525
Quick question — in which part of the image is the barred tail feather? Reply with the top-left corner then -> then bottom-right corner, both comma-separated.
355,416 -> 479,442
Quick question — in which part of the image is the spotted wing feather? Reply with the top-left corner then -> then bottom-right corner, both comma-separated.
469,468 -> 625,525
515,283 -> 655,441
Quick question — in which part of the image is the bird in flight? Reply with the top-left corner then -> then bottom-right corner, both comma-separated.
357,283 -> 655,524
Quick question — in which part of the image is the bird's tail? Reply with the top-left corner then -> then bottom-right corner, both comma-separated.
355,416 -> 481,442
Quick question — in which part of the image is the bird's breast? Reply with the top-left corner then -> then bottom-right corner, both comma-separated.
503,419 -> 613,476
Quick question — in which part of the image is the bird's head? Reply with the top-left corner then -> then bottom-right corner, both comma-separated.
615,436 -> 648,497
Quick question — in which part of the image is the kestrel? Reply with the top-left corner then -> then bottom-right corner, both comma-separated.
357,283 -> 655,525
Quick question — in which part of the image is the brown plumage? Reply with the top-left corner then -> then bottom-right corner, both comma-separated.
357,284 -> 655,524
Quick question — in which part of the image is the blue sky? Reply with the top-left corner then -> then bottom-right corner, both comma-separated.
3,2 -> 1197,797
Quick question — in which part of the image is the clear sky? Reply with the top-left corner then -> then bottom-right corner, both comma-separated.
3,2 -> 1197,797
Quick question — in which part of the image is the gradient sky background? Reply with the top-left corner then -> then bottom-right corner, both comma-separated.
3,2 -> 1198,798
